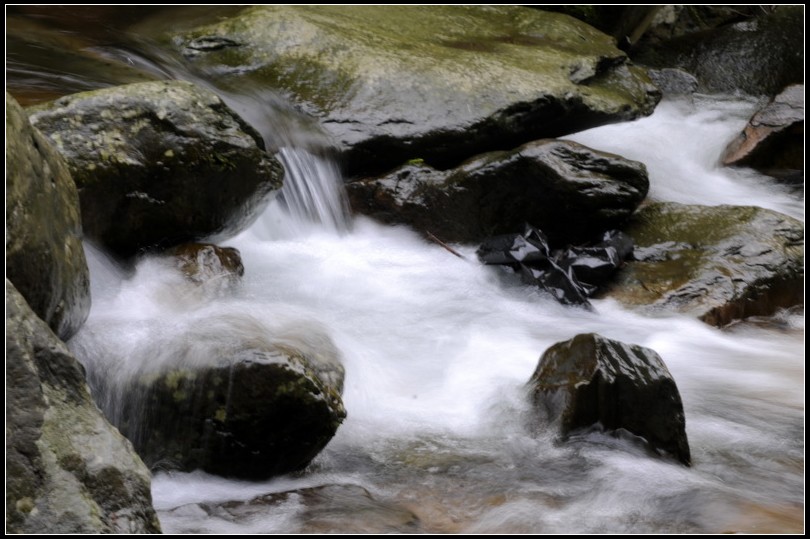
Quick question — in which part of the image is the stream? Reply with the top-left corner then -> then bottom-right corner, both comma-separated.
8,9 -> 804,533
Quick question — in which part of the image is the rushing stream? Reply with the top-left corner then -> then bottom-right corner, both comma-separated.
7,8 -> 804,533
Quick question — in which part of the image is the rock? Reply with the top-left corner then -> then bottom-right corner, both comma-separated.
165,242 -> 244,294
647,68 -> 699,96
6,92 -> 90,340
722,84 -> 804,178
167,484 -> 420,534
528,332 -> 690,465
348,139 -> 649,246
156,5 -> 660,177
85,316 -> 346,479
5,280 -> 160,533
27,80 -> 284,258
633,6 -> 804,96
602,203 -> 804,326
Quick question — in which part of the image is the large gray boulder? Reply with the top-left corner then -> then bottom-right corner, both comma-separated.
6,92 -> 90,340
78,316 -> 347,480
5,280 -> 160,533
155,5 -> 660,177
603,203 -> 804,326
528,333 -> 690,465
634,6 -> 804,96
347,139 -> 649,246
28,81 -> 284,258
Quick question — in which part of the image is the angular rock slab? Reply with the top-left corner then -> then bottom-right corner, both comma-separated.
160,5 -> 660,177
722,84 -> 804,179
528,332 -> 690,465
6,92 -> 90,340
5,280 -> 160,533
348,139 -> 649,246
602,202 -> 804,326
28,80 -> 284,258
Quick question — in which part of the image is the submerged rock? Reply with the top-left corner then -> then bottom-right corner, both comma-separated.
167,484 -> 420,534
634,6 -> 804,96
6,93 -> 90,340
348,139 -> 649,246
722,84 -> 804,181
5,280 -> 160,533
28,81 -> 284,258
156,5 -> 660,177
85,317 -> 346,479
528,332 -> 690,465
603,203 -> 804,326
165,242 -> 244,294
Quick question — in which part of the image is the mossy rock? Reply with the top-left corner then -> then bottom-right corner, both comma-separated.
150,5 -> 660,177
6,93 -> 90,340
27,81 -> 284,258
347,139 -> 648,246
5,280 -> 160,533
603,202 -> 804,326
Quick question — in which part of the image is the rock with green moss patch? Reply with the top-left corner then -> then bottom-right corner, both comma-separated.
5,280 -> 160,533
347,139 -> 648,246
27,81 -> 284,258
6,92 -> 90,340
150,5 -> 659,177
528,332 -> 690,465
86,317 -> 346,479
602,202 -> 804,326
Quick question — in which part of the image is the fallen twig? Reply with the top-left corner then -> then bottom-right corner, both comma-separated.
426,231 -> 466,259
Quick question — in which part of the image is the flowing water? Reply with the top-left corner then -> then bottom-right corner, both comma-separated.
7,11 -> 804,533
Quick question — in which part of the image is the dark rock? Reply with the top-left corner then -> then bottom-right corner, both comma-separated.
348,139 -> 649,246
168,484 -> 420,534
633,6 -> 804,96
477,226 -> 550,266
152,6 -> 660,177
165,242 -> 244,294
559,230 -> 634,289
27,80 -> 284,258
603,203 -> 804,326
519,261 -> 592,308
528,332 -> 690,465
722,84 -> 804,178
85,319 -> 346,480
6,92 -> 90,340
647,68 -> 699,96
5,280 -> 160,533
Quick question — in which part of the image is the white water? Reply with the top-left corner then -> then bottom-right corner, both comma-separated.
70,97 -> 804,533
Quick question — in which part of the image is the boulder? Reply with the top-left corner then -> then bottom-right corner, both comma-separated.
165,484 -> 420,534
633,6 -> 804,96
83,316 -> 347,479
602,203 -> 804,326
5,280 -> 160,533
347,139 -> 649,246
722,84 -> 804,181
528,332 -> 690,465
6,92 -> 90,340
155,5 -> 660,177
27,81 -> 284,258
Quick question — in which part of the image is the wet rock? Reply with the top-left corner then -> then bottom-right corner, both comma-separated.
169,484 -> 420,534
528,332 -> 690,465
722,84 -> 804,179
348,139 -> 649,246
6,93 -> 90,340
86,317 -> 346,479
634,6 -> 804,96
165,242 -> 244,294
27,80 -> 284,258
603,203 -> 804,326
647,68 -> 699,96
154,6 -> 660,177
5,280 -> 160,533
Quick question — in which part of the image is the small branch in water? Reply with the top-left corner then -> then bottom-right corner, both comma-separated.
426,231 -> 466,260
